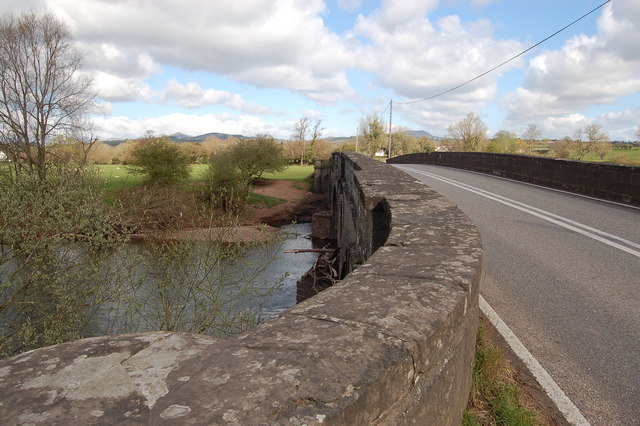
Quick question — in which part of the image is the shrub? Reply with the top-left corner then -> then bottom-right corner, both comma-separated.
202,135 -> 287,212
127,137 -> 190,185
202,152 -> 251,213
0,168 -> 129,355
226,134 -> 287,180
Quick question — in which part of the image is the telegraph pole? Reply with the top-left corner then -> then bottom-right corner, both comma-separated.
387,99 -> 393,159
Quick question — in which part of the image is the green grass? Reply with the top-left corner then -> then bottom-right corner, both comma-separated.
95,164 -> 314,195
262,165 -> 314,181
580,147 -> 640,164
248,192 -> 287,208
463,320 -> 542,426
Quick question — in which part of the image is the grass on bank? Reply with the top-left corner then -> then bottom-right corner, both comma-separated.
96,164 -> 313,209
580,146 -> 640,164
96,164 -> 314,192
463,319 -> 544,426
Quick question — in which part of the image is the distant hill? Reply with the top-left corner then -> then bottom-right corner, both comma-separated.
101,132 -> 247,146
403,130 -> 443,140
168,132 -> 246,143
100,129 -> 441,146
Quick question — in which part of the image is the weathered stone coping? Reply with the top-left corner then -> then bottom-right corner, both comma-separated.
0,152 -> 482,425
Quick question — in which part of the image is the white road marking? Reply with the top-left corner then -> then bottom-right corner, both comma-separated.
397,165 -> 640,259
480,296 -> 591,426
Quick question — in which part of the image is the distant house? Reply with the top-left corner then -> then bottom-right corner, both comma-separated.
374,149 -> 386,157
0,151 -> 7,161
435,145 -> 449,152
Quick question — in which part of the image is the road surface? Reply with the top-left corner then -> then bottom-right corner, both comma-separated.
394,164 -> 640,425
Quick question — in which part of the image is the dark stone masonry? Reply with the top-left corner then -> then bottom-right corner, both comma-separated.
389,152 -> 640,206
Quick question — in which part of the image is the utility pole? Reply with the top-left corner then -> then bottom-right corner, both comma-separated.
387,99 -> 393,159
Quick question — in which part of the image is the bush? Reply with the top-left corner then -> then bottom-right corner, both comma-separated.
202,152 -> 250,213
226,134 -> 287,180
0,168 -> 129,355
202,135 -> 287,212
127,137 -> 190,184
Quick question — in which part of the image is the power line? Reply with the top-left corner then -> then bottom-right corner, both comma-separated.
396,0 -> 612,105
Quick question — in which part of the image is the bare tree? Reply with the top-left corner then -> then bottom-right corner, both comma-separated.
447,113 -> 487,152
290,117 -> 323,165
0,10 -> 94,180
523,124 -> 541,155
573,124 -> 608,160
291,117 -> 310,165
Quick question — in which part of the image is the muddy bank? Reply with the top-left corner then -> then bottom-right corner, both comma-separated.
131,180 -> 327,243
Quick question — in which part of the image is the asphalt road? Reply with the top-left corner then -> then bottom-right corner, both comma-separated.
394,164 -> 640,426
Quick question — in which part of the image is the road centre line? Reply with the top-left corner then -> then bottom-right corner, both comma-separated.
442,166 -> 640,211
413,168 -> 640,251
397,166 -> 640,259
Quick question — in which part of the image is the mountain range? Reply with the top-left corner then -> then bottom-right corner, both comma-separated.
101,130 -> 442,146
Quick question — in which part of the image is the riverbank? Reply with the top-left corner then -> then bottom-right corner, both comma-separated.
132,179 -> 326,244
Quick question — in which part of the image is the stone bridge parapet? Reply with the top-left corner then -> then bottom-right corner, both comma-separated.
0,152 -> 482,425
389,152 -> 640,206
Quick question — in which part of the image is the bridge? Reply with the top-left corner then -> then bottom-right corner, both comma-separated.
0,152 -> 637,424
390,152 -> 639,425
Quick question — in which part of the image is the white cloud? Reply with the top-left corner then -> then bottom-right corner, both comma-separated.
336,0 -> 362,12
92,113 -> 285,140
39,0 -> 359,103
160,79 -> 273,114
503,0 -> 640,125
472,0 -> 497,9
532,107 -> 640,142
377,0 -> 438,29
354,6 -> 522,124
92,72 -> 152,102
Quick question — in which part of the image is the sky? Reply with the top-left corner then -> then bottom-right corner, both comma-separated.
2,0 -> 639,141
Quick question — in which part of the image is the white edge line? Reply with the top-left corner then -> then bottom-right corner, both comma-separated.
479,296 -> 591,426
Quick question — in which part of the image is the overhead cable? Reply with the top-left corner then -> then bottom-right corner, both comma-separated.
396,0 -> 612,105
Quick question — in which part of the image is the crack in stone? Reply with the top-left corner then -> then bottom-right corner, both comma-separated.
293,312 -> 411,348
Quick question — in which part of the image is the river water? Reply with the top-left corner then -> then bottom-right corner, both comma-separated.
250,223 -> 319,319
90,222 -> 321,336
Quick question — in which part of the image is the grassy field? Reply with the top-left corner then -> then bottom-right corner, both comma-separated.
95,164 -> 314,193
580,147 -> 640,164
262,165 -> 314,181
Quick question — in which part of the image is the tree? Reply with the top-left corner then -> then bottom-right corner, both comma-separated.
0,167 -> 128,355
593,142 -> 612,160
359,114 -> 386,157
416,135 -> 437,153
0,10 -> 94,180
127,133 -> 191,184
227,134 -> 287,181
447,113 -> 487,152
573,124 -> 608,160
523,124 -> 541,155
487,131 -> 520,154
549,137 -> 573,159
204,135 -> 287,212
290,117 -> 323,165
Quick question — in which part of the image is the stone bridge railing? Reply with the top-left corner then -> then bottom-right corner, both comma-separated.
388,152 -> 640,206
0,152 -> 482,425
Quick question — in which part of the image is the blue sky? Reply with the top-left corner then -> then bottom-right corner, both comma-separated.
3,0 -> 638,141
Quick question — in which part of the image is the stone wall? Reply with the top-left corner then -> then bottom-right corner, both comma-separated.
388,152 -> 640,206
0,152 -> 482,425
